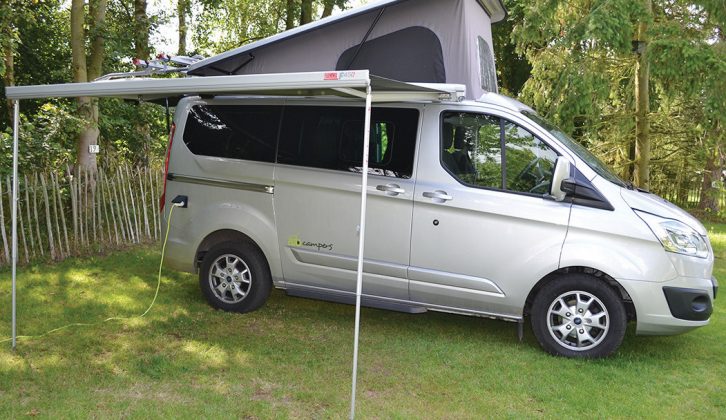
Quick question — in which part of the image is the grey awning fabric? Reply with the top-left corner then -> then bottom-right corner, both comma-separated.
4,71 -> 459,102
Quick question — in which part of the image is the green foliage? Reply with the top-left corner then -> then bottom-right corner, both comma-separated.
492,0 -> 531,96
193,0 -> 291,55
511,0 -> 725,197
1,0 -> 71,129
1,0 -> 172,169
0,102 -> 82,175
193,0 -> 349,55
98,98 -> 169,167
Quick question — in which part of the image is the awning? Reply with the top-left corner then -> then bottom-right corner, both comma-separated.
5,71 -> 462,102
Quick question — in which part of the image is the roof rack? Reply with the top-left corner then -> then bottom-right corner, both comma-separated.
94,53 -> 206,81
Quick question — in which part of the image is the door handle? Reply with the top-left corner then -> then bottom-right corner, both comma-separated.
376,183 -> 405,196
423,190 -> 453,203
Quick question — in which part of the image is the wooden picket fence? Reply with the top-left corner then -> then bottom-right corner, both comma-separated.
0,164 -> 163,267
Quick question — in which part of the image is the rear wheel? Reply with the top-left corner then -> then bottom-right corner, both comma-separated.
199,241 -> 271,313
530,275 -> 627,358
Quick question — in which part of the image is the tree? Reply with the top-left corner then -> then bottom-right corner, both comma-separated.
491,0 -> 531,96
1,0 -> 16,126
178,0 -> 191,55
134,0 -> 150,60
194,0 -> 349,55
71,0 -> 109,171
634,0 -> 652,189
511,0 -> 725,201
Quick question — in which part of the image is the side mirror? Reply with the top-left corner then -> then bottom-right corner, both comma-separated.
550,158 -> 571,201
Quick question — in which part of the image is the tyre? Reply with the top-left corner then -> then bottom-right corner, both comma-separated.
530,274 -> 627,358
199,240 -> 272,313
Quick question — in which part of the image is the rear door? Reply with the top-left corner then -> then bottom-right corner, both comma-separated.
274,103 -> 421,299
409,105 -> 572,318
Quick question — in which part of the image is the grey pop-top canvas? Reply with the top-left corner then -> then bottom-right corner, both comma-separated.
187,0 -> 506,99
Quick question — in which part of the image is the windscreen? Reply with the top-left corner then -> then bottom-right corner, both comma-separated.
522,111 -> 627,187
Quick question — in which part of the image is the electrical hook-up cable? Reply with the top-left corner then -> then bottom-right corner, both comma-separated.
1,202 -> 182,345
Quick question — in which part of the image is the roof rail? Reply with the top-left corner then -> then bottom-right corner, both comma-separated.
94,53 -> 206,81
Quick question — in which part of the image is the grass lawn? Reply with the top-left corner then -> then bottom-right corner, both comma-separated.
1,226 -> 725,418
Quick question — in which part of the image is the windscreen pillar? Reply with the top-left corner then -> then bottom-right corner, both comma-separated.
11,99 -> 19,350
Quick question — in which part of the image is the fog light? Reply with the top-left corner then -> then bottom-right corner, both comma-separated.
692,296 -> 709,313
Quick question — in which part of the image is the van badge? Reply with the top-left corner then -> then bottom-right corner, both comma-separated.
287,234 -> 334,252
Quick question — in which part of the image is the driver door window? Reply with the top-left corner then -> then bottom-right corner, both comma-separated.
441,112 -> 558,195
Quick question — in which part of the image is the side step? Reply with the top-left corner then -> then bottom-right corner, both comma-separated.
285,287 -> 427,314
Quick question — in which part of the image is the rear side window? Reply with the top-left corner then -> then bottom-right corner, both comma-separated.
277,106 -> 419,178
183,105 -> 282,162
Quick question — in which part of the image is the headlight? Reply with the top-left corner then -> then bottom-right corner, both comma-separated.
635,210 -> 709,258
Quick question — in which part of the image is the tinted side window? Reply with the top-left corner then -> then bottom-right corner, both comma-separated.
441,112 -> 558,195
183,105 -> 281,162
277,106 -> 419,178
441,112 -> 501,188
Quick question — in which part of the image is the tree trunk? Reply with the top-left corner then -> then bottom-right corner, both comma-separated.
698,138 -> 723,213
73,0 -> 108,173
70,0 -> 87,83
300,0 -> 313,25
285,0 -> 296,29
135,0 -> 151,166
634,0 -> 651,190
321,0 -> 334,18
3,32 -> 14,126
626,138 -> 636,182
87,0 -> 108,81
178,0 -> 190,55
134,0 -> 150,60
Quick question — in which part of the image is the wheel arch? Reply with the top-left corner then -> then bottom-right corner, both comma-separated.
524,266 -> 637,321
195,229 -> 269,273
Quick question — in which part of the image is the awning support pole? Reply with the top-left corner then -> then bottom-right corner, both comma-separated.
11,100 -> 19,350
350,81 -> 372,420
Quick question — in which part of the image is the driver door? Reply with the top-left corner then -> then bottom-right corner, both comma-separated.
408,109 -> 572,318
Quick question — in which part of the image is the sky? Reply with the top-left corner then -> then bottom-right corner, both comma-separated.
149,0 -> 368,57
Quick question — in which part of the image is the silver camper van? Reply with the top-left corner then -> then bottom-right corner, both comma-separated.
161,92 -> 717,358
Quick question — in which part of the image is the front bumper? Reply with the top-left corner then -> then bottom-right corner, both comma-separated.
619,275 -> 716,335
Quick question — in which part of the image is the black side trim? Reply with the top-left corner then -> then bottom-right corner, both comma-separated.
285,287 -> 427,314
167,173 -> 274,194
560,167 -> 614,211
663,286 -> 713,321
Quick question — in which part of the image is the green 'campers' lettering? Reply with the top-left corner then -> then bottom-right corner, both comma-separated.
287,234 -> 333,252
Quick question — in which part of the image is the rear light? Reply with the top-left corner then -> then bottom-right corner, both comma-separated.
160,122 -> 176,211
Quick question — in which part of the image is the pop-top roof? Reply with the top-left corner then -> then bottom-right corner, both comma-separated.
188,0 -> 506,83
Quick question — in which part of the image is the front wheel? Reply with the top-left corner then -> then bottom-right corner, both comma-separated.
530,275 -> 627,358
199,241 -> 271,313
